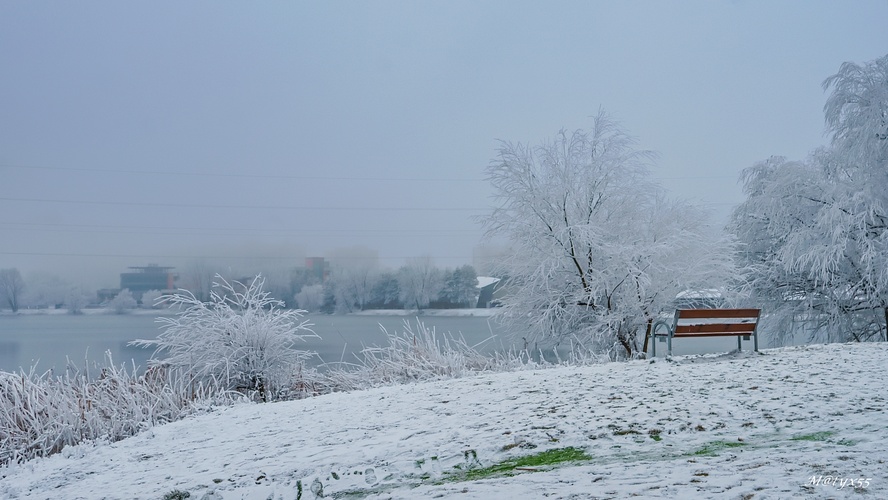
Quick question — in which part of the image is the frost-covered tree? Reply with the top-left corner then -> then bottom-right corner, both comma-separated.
730,54 -> 888,343
0,268 -> 25,312
329,246 -> 379,312
320,280 -> 337,314
822,54 -> 888,168
22,272 -> 68,309
64,286 -> 91,314
181,259 -> 221,302
440,265 -> 478,307
139,289 -> 164,309
483,112 -> 740,358
133,275 -> 317,401
369,271 -> 401,309
398,256 -> 444,311
254,265 -> 298,309
294,284 -> 324,313
109,289 -> 137,314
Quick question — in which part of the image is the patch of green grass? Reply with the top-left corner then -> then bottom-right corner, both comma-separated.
330,483 -> 401,499
688,440 -> 747,456
447,447 -> 592,482
791,431 -> 836,442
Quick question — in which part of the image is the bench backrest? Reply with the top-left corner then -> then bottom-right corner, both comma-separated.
672,308 -> 761,337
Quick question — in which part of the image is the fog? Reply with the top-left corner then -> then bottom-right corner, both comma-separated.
1,1 -> 886,290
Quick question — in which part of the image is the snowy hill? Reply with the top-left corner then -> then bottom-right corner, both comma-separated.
2,343 -> 886,499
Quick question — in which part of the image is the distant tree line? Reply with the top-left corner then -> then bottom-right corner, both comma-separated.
0,260 -> 483,315
291,259 -> 480,313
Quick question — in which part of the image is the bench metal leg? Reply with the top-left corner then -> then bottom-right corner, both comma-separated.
650,320 -> 673,358
667,334 -> 673,357
737,335 -> 742,352
754,332 -> 759,352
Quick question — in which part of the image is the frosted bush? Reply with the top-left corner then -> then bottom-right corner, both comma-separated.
0,353 -> 233,464
139,289 -> 164,309
109,289 -> 137,314
321,319 -> 550,390
294,284 -> 324,313
134,275 -> 319,401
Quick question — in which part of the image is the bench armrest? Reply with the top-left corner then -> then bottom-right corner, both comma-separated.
650,319 -> 674,337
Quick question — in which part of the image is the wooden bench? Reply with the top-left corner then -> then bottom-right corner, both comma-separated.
650,308 -> 761,357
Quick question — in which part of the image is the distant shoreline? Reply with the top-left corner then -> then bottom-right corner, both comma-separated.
350,308 -> 500,317
0,307 -> 501,318
0,308 -> 169,316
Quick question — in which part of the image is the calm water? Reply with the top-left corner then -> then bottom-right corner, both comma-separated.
0,313 -> 514,373
0,312 -> 753,373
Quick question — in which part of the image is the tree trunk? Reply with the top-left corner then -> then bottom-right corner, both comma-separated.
884,307 -> 888,341
641,319 -> 652,358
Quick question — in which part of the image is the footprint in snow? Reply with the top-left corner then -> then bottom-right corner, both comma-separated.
310,478 -> 324,497
364,468 -> 377,485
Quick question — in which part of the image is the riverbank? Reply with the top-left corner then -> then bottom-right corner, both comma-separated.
0,307 -> 499,317
351,308 -> 499,317
0,307 -> 173,316
2,342 -> 884,499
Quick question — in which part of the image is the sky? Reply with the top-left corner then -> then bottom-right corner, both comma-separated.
1,1 -> 887,289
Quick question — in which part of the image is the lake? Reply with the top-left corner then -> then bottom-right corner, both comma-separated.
0,312 -> 516,373
0,311 -> 757,373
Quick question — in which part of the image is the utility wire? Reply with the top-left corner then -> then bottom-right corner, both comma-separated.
0,250 -> 477,261
0,163 -> 738,181
0,163 -> 485,183
0,197 -> 488,212
0,222 -> 478,235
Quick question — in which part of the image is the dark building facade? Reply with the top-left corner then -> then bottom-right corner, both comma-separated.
120,264 -> 178,302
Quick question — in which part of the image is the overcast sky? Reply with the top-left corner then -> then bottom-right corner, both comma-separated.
2,1 -> 887,289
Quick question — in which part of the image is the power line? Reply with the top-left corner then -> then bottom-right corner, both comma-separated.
0,163 -> 485,183
0,251 -> 477,262
0,222 -> 480,236
1,162 -> 744,182
0,197 -> 488,212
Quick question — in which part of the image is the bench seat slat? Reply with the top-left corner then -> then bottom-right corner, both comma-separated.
677,308 -> 761,319
674,323 -> 757,335
673,332 -> 754,338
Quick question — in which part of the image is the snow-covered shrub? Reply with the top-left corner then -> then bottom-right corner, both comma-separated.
134,275 -> 319,401
139,289 -> 164,309
294,284 -> 324,313
65,287 -> 91,314
321,319 -> 534,390
0,353 -> 233,464
109,289 -> 137,314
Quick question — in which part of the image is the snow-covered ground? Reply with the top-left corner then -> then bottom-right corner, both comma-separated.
2,343 -> 886,499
